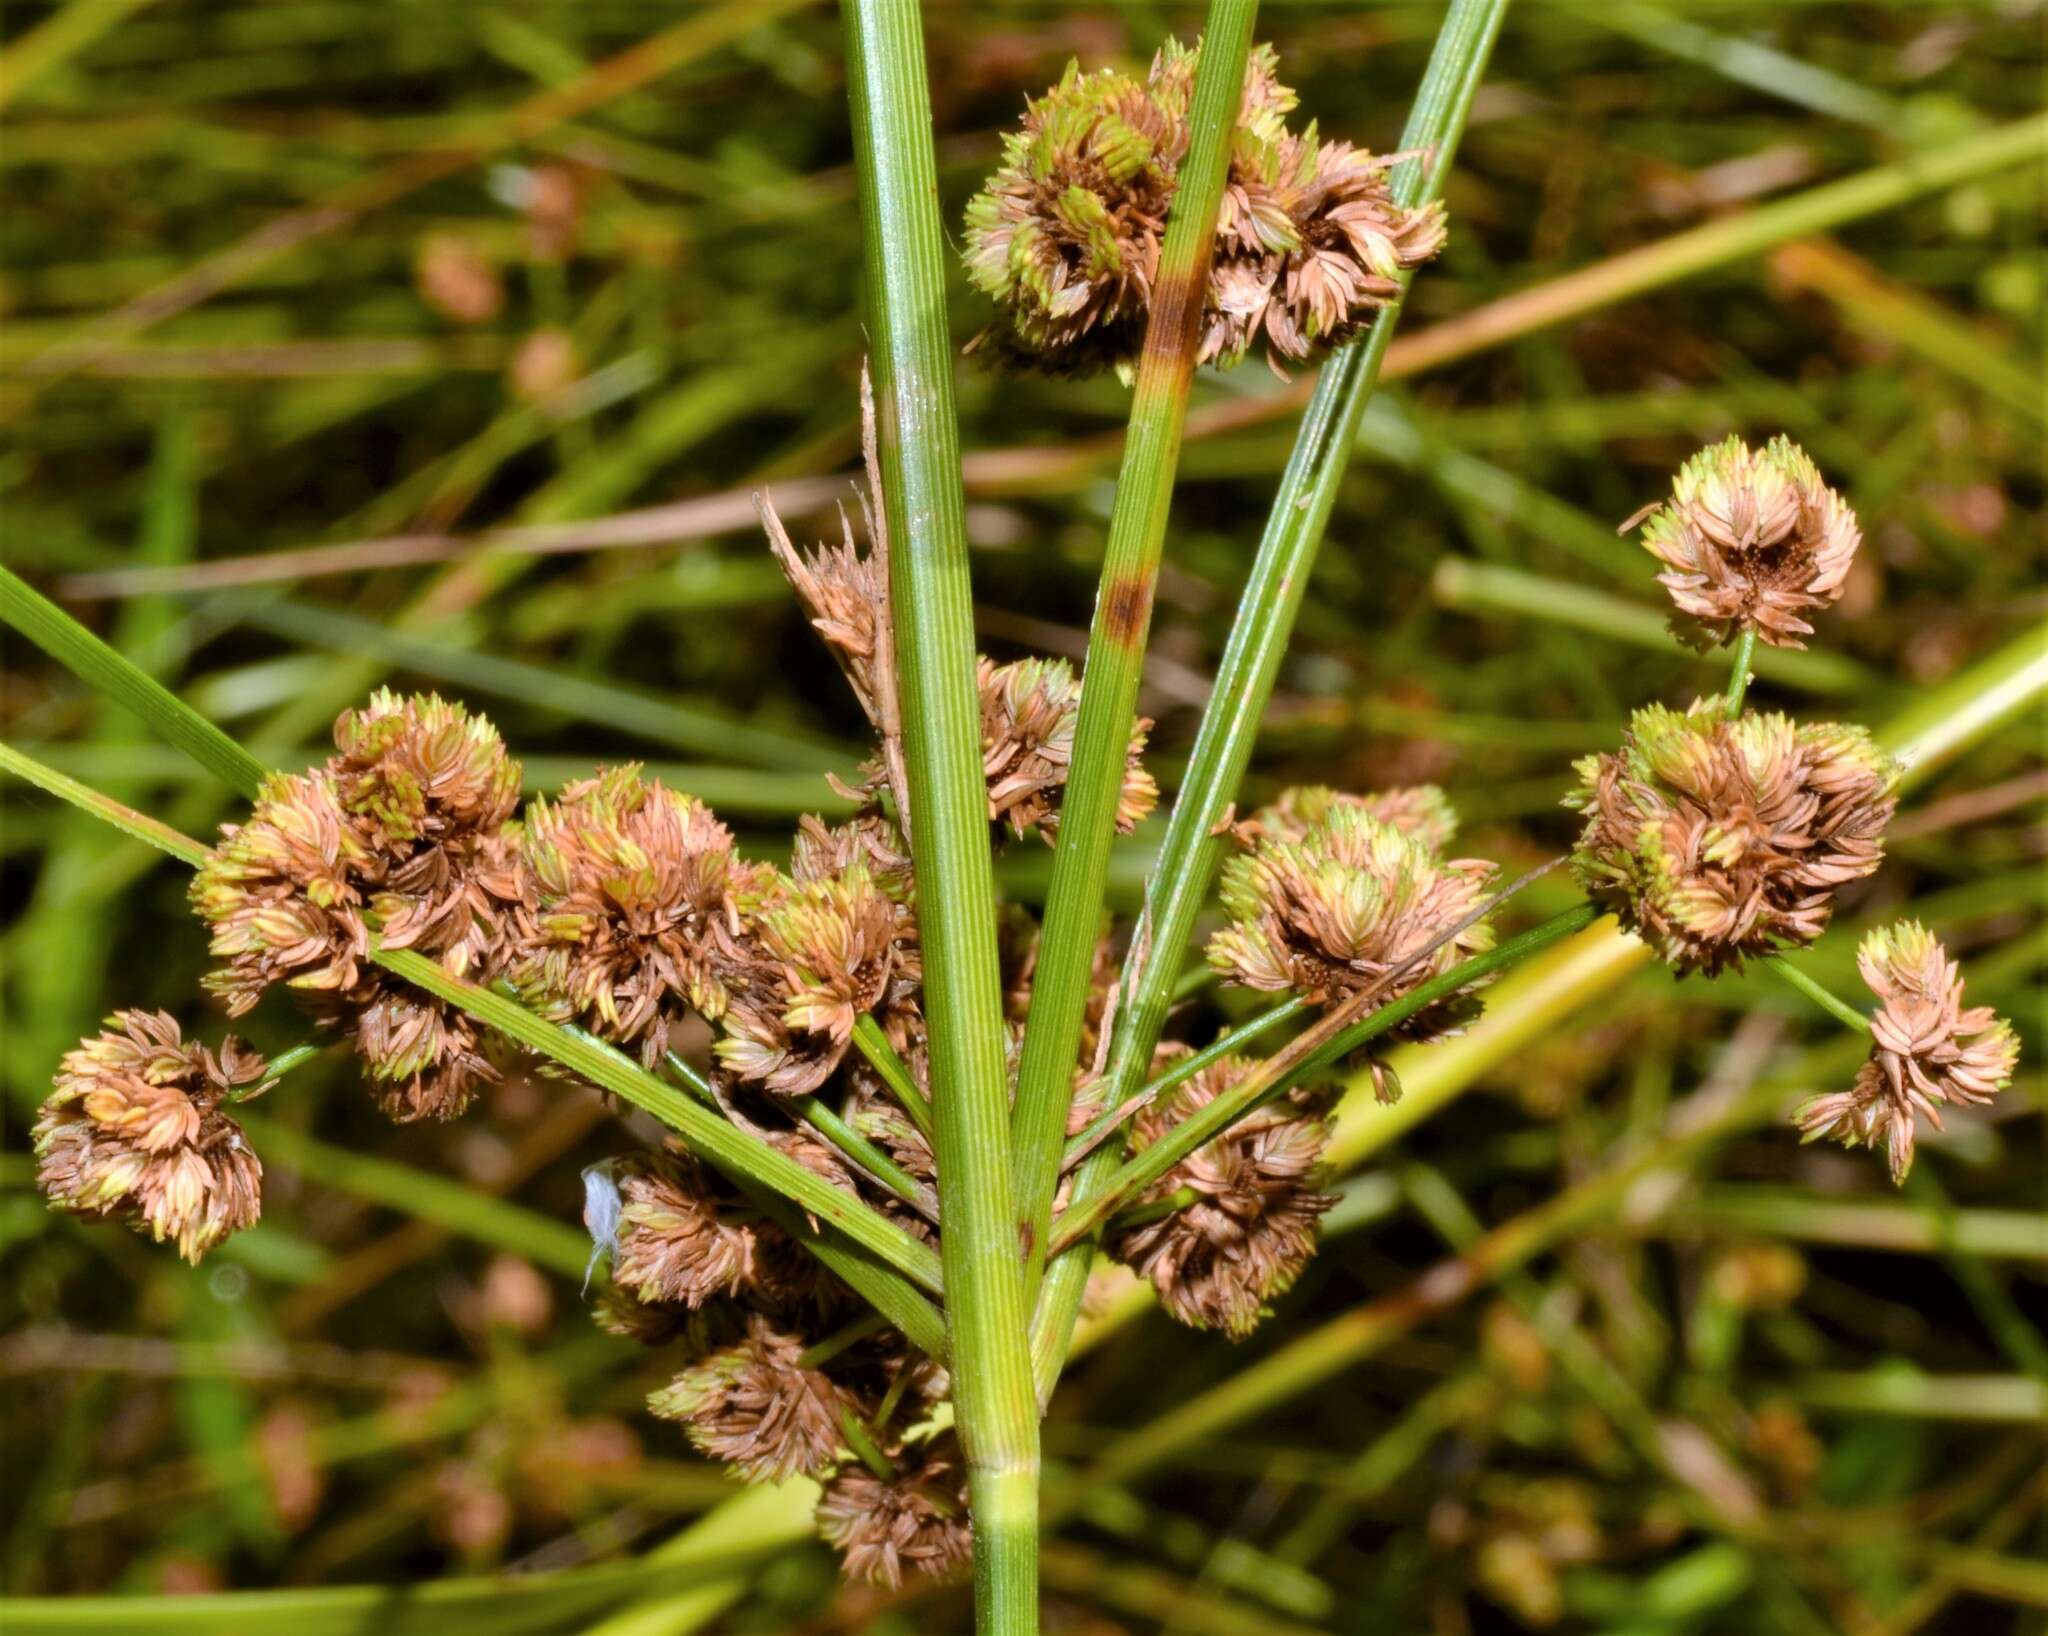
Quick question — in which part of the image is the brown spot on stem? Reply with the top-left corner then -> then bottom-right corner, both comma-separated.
1101,574 -> 1154,646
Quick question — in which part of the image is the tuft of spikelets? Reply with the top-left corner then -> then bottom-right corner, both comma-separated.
964,39 -> 1445,377
980,655 -> 1157,842
35,1011 -> 265,1263
191,691 -> 524,1120
647,1313 -> 852,1483
1567,701 -> 1896,976
816,1447 -> 974,1588
1108,1049 -> 1335,1338
508,765 -> 764,1064
1796,922 -> 2018,1182
1209,790 -> 1497,1096
1625,436 -> 1859,651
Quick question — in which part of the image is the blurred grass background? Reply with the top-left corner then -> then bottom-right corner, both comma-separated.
0,2 -> 2042,1632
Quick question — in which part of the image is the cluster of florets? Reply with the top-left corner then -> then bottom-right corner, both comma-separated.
1209,785 -> 1497,1101
1108,1049 -> 1336,1338
964,38 -> 1447,377
34,1011 -> 267,1263
596,1149 -> 968,1586
1797,922 -> 2018,1183
1625,435 -> 1859,652
1566,702 -> 1896,976
508,766 -> 765,1064
190,690 -> 523,1121
981,655 -> 1157,842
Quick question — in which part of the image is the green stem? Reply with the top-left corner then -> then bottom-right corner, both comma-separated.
1061,994 -> 1311,1171
840,2 -> 1038,1627
1766,955 -> 1872,1034
659,1045 -> 937,1224
1106,1186 -> 1199,1236
800,1312 -> 890,1369
1027,0 -> 1513,1399
0,739 -> 211,867
1009,0 -> 1259,1295
1723,626 -> 1758,715
852,1013 -> 935,1143
0,565 -> 268,799
1047,903 -> 1598,1257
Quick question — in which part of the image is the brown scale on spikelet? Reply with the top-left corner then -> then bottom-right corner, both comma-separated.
191,692 -> 524,1121
1797,922 -> 2018,1183
1209,790 -> 1497,1097
980,654 -> 1157,842
647,1313 -> 852,1482
816,1445 -> 973,1589
35,1011 -> 266,1263
1625,436 -> 1860,651
1567,701 -> 1897,976
507,765 -> 764,1065
964,39 -> 1445,378
1107,1048 -> 1335,1338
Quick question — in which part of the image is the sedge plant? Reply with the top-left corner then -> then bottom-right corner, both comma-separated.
0,5 -> 2029,1633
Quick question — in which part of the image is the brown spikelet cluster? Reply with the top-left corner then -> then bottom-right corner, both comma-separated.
191,690 -> 523,1120
1797,922 -> 2018,1183
588,1142 -> 950,1526
715,860 -> 912,1097
1567,702 -> 1897,976
1626,436 -> 1860,651
964,38 -> 1446,377
648,1312 -> 854,1482
1108,1049 -> 1335,1338
1209,787 -> 1497,1096
508,765 -> 764,1064
34,1011 -> 266,1263
980,655 -> 1157,842
817,1449 -> 974,1588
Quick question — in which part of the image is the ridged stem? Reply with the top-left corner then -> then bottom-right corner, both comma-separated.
840,3 -> 1038,1629
1027,0 -> 1514,1400
1009,0 -> 1260,1295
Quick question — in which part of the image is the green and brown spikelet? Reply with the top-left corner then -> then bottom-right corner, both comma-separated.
979,655 -> 1157,842
1626,436 -> 1860,651
1209,789 -> 1497,1097
817,1446 -> 974,1588
647,1313 -> 852,1483
964,38 -> 1445,377
715,862 -> 908,1097
508,765 -> 763,1065
190,691 -> 524,1121
1108,1048 -> 1336,1339
1797,922 -> 2018,1183
35,1011 -> 266,1263
1567,701 -> 1897,976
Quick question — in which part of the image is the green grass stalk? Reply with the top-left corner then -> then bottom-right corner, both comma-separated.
1009,0 -> 1259,1293
1027,0 -> 1513,1398
840,1 -> 1039,1625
